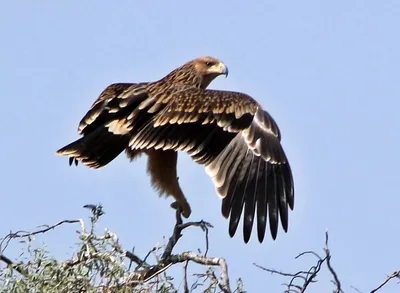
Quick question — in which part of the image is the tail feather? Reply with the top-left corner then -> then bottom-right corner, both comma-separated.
56,128 -> 130,168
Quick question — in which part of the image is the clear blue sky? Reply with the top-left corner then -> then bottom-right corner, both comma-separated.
1,1 -> 399,292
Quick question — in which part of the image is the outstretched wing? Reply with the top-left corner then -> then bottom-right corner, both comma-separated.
58,82 -> 150,167
128,87 -> 294,243
205,107 -> 294,243
78,82 -> 149,135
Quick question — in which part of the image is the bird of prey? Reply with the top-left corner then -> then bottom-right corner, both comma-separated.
56,56 -> 294,243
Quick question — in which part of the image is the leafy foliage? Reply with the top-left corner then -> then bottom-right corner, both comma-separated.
0,205 -> 242,293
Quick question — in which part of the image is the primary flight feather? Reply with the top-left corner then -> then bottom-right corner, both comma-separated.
57,56 -> 294,243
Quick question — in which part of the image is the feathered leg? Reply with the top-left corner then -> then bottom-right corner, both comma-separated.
146,150 -> 191,218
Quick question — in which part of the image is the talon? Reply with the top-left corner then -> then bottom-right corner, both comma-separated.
171,201 -> 191,218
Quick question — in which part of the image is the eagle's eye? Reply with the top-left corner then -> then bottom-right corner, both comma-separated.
205,62 -> 213,67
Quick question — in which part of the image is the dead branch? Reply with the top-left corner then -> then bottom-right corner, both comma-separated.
183,260 -> 189,293
370,271 -> 400,293
254,231 -> 340,293
161,210 -> 213,260
253,264 -> 314,283
256,231 -> 400,293
0,219 -> 84,253
324,232 -> 341,292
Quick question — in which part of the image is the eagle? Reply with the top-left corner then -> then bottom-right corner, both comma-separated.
56,56 -> 294,243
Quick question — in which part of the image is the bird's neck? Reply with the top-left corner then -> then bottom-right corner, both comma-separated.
158,67 -> 204,89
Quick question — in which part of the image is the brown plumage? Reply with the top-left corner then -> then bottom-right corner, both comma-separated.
56,56 -> 294,243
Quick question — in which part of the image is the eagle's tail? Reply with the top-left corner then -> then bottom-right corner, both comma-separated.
56,128 -> 130,169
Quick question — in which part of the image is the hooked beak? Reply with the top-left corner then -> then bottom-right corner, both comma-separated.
218,62 -> 229,77
208,62 -> 229,78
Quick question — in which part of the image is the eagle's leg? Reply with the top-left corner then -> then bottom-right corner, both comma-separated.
146,150 -> 191,218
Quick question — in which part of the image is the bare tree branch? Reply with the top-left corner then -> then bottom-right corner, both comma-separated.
324,232 -> 342,292
0,219 -> 84,253
183,260 -> 189,293
370,271 -> 400,293
124,251 -> 231,292
350,285 -> 363,293
253,264 -> 313,283
123,210 -> 230,292
161,210 -> 213,261
255,231 -> 342,293
256,231 -> 400,293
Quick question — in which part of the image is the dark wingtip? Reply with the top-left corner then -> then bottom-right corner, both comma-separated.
244,231 -> 251,243
221,198 -> 231,219
257,215 -> 267,243
258,232 -> 265,243
243,212 -> 255,243
228,228 -> 235,238
67,157 -> 79,166
228,218 -> 240,238
270,222 -> 278,240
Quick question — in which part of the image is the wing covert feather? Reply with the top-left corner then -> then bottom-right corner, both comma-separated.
78,83 -> 149,135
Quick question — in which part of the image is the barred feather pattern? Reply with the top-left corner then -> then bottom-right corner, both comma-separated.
127,88 -> 294,243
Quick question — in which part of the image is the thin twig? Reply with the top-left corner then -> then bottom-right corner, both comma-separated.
370,271 -> 400,293
299,255 -> 328,292
0,219 -> 84,249
324,232 -> 341,292
255,231 -> 343,293
253,263 -> 310,283
183,261 -> 189,293
350,286 -> 363,293
295,250 -> 323,261
143,247 -> 157,265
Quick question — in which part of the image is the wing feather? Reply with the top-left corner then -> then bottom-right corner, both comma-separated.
59,82 -> 149,167
78,83 -> 148,135
243,156 -> 262,243
205,107 -> 294,242
256,161 -> 268,242
227,149 -> 253,237
125,87 -> 293,242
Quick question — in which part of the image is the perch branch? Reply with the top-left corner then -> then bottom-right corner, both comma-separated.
124,210 -> 229,292
161,210 -> 213,260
